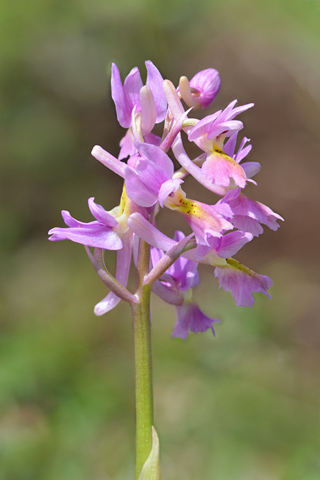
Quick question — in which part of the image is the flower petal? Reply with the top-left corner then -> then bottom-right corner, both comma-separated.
152,280 -> 183,306
214,259 -> 272,307
241,162 -> 261,178
91,145 -> 126,178
172,134 -> 227,196
127,213 -> 176,251
94,234 -> 133,315
123,66 -> 143,113
158,178 -> 183,207
48,224 -> 123,249
140,85 -> 157,135
201,151 -> 247,188
145,60 -> 167,122
111,63 -> 131,128
125,159 -> 168,207
172,301 -> 219,339
216,231 -> 253,258
136,142 -> 174,179
88,198 -> 118,227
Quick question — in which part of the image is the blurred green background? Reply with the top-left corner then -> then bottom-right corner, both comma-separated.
1,0 -> 320,478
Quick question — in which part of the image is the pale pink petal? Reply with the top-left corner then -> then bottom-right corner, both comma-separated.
145,60 -> 167,122
123,66 -> 143,112
91,145 -> 125,178
127,212 -> 176,251
140,85 -> 157,135
172,134 -> 227,196
136,142 -> 174,178
201,151 -> 247,188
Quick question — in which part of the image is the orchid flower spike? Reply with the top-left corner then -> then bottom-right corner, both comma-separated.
49,59 -> 283,338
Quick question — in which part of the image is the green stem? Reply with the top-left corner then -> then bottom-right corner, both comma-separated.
132,239 -> 154,479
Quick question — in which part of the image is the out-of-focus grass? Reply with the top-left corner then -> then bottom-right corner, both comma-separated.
1,0 -> 320,478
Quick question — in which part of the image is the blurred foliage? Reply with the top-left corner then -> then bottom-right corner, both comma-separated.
1,0 -> 320,479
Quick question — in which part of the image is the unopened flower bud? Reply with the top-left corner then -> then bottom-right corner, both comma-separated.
184,68 -> 221,109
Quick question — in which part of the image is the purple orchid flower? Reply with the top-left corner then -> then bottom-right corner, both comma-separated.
111,61 -> 167,128
48,197 -> 123,250
127,212 -> 271,307
49,59 -> 282,342
49,191 -> 143,316
188,100 -> 254,147
164,186 -> 234,245
150,232 -> 220,339
171,101 -> 254,190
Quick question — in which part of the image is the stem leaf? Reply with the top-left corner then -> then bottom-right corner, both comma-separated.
138,427 -> 161,480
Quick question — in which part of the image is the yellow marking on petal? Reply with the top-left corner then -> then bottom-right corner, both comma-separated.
164,188 -> 201,217
109,184 -> 131,236
226,258 -> 255,277
120,184 -> 128,215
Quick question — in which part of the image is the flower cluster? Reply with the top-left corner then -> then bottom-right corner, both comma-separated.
49,61 -> 283,338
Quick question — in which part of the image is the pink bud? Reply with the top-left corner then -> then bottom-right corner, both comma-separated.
189,68 -> 221,109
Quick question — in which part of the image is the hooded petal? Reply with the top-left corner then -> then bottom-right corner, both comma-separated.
125,158 -> 169,207
136,142 -> 174,179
